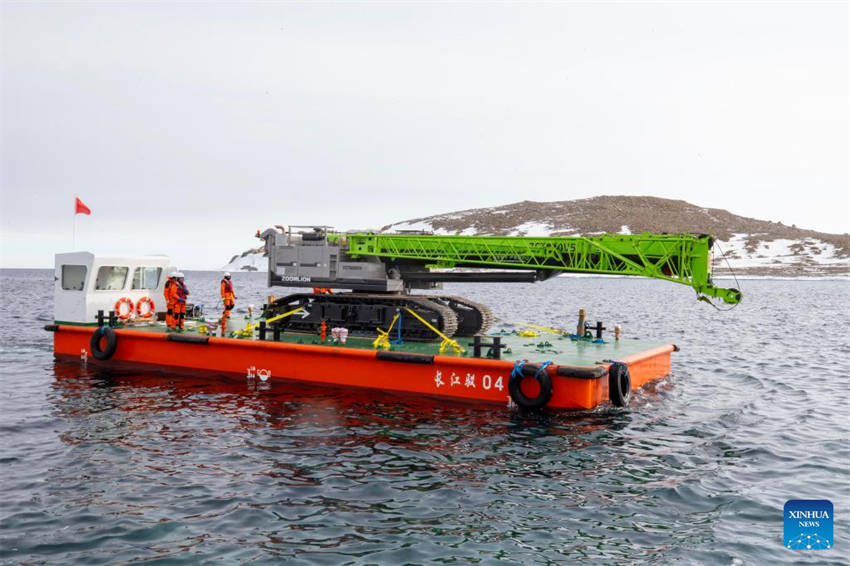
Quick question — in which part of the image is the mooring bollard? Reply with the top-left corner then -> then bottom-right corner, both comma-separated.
592,321 -> 606,339
491,336 -> 504,359
470,335 -> 483,358
468,335 -> 507,359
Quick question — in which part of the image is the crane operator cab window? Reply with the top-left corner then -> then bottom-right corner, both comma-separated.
61,265 -> 87,291
95,266 -> 129,291
132,267 -> 162,290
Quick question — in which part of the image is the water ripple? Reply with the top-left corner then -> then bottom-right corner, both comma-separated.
1,270 -> 848,564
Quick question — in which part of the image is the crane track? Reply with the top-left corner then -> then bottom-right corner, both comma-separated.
264,293 -> 458,340
430,295 -> 495,336
404,296 -> 459,339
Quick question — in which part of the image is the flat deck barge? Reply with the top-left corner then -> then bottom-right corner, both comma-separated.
48,319 -> 675,410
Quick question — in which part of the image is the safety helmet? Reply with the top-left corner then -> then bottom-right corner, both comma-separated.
175,271 -> 185,278
170,271 -> 178,278
224,272 -> 231,278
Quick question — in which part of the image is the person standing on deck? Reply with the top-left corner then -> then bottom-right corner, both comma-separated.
173,272 -> 189,331
220,272 -> 236,334
163,271 -> 177,330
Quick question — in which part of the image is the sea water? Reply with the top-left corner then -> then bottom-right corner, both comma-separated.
1,270 -> 848,564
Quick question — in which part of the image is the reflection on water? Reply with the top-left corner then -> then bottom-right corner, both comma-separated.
41,361 -> 636,563
50,359 -> 614,445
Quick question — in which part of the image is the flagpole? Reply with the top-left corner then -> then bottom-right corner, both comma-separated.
73,195 -> 77,250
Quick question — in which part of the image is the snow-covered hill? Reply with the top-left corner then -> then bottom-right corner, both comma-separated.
222,245 -> 266,272
225,197 -> 849,276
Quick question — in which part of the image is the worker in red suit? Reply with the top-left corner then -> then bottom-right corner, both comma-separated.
163,271 -> 177,330
172,272 -> 189,331
220,272 -> 236,334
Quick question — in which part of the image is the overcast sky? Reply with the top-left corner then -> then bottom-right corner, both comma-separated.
1,2 -> 848,269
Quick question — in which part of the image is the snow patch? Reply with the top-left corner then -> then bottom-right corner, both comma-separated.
222,251 -> 267,272
714,234 -> 850,270
387,221 -> 435,232
384,220 -> 474,236
508,221 -> 553,237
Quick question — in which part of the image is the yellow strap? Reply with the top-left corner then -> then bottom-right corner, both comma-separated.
372,313 -> 399,350
438,339 -> 465,355
403,307 -> 465,355
515,321 -> 566,335
245,307 -> 305,332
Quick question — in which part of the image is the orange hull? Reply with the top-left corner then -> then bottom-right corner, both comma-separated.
52,325 -> 674,410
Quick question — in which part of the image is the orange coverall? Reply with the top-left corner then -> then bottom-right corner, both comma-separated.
220,277 -> 235,332
163,277 -> 175,329
171,279 -> 189,330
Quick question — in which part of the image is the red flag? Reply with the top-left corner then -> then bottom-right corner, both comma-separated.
74,197 -> 91,215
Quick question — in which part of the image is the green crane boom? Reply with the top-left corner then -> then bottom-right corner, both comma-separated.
342,232 -> 741,305
261,227 -> 741,339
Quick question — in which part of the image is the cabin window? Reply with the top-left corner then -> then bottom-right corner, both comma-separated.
95,266 -> 129,290
132,267 -> 162,290
61,265 -> 87,291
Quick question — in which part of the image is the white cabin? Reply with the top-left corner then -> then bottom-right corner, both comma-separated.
54,252 -> 175,324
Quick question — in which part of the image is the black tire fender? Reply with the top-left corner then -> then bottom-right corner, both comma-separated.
90,327 -> 118,360
508,362 -> 554,410
608,361 -> 631,407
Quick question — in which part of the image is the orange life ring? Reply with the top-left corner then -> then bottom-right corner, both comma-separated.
114,297 -> 135,320
136,296 -> 156,318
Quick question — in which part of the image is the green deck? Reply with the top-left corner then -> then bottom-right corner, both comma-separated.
123,317 -> 667,367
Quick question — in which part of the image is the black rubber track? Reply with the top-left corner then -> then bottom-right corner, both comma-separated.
265,293 -> 458,340
430,295 -> 495,336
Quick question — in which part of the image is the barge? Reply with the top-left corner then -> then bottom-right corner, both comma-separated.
48,229 -> 741,410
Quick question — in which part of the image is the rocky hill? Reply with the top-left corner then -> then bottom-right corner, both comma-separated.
226,196 -> 849,276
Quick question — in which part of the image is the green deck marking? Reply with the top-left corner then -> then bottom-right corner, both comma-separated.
117,319 -> 667,366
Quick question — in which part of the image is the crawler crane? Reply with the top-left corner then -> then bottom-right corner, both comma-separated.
258,227 -> 741,340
